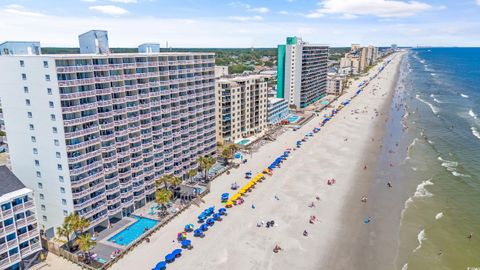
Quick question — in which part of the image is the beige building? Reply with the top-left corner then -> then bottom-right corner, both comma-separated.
215,75 -> 268,143
327,73 -> 346,95
340,44 -> 378,75
215,65 -> 229,78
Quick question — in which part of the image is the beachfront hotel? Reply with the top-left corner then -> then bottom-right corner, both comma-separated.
339,44 -> 379,75
0,166 -> 42,270
0,30 -> 216,236
276,36 -> 329,109
215,75 -> 268,144
326,73 -> 346,96
267,97 -> 290,125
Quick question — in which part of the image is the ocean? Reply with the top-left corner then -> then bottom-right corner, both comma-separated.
387,48 -> 480,270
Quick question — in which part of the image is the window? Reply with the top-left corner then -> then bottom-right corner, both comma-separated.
61,199 -> 67,205
56,152 -> 61,158
63,210 -> 68,216
60,187 -> 65,193
33,148 -> 38,155
45,74 -> 50,81
22,74 -> 27,80
38,183 -> 43,189
39,194 -> 44,200
57,164 -> 62,170
36,171 -> 41,177
31,136 -> 36,143
52,127 -> 58,133
41,205 -> 46,211
25,99 -> 31,106
49,101 -> 54,108
54,139 -> 59,146
27,112 -> 32,118
50,114 -> 56,121
34,160 -> 39,166
47,88 -> 52,95
24,86 -> 29,93
43,61 -> 49,68
42,216 -> 47,222
20,60 -> 25,67
59,176 -> 64,182
29,124 -> 34,130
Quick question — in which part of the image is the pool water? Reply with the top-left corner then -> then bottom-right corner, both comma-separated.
237,139 -> 250,145
108,216 -> 158,246
287,115 -> 301,123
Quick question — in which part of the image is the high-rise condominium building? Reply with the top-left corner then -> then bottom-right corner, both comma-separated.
277,36 -> 328,109
0,31 -> 216,236
0,166 -> 42,270
215,75 -> 268,144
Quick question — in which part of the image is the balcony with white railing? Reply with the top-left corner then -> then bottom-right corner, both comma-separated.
73,193 -> 105,210
112,86 -> 126,93
58,78 -> 95,87
60,89 -> 97,100
56,65 -> 94,73
70,161 -> 103,176
65,126 -> 99,140
61,102 -> 97,113
63,115 -> 98,126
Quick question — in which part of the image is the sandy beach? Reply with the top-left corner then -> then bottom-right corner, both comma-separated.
102,51 -> 406,270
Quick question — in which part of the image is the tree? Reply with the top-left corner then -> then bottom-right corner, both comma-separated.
221,145 -> 239,164
56,223 -> 73,251
155,188 -> 173,215
0,131 -> 5,137
187,169 -> 197,180
155,174 -> 182,190
57,213 -> 90,251
71,214 -> 90,236
197,156 -> 216,181
75,233 -> 96,263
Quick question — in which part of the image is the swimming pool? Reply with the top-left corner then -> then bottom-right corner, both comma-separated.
237,139 -> 250,145
287,115 -> 301,123
108,216 -> 158,246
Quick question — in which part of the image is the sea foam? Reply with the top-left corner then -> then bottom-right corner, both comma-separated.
469,109 -> 477,120
460,93 -> 469,98
435,212 -> 444,220
416,94 -> 438,115
401,263 -> 408,270
472,127 -> 480,140
413,229 -> 426,252
414,179 -> 434,198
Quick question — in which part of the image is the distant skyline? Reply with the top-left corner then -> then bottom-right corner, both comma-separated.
1,0 -> 479,48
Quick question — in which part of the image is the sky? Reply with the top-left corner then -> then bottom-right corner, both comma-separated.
0,0 -> 479,48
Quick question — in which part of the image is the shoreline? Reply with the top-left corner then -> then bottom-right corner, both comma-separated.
108,52 -> 406,270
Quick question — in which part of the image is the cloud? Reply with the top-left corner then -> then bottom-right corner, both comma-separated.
3,4 -> 46,17
477,0 -> 480,5
250,7 -> 270,13
89,5 -> 128,15
110,0 -> 138,3
81,0 -> 97,2
308,0 -> 432,18
278,11 -> 289,15
229,2 -> 269,13
229,15 -> 263,21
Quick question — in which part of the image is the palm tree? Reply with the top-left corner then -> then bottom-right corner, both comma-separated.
56,223 -> 73,251
57,213 -> 90,251
155,188 -> 173,215
187,169 -> 198,180
221,145 -> 239,164
197,156 -> 216,181
75,233 -> 96,263
155,174 -> 182,190
71,214 -> 90,236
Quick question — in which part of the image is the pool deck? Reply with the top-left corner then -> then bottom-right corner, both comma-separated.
91,218 -> 135,261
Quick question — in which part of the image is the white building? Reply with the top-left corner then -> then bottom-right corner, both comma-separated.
214,66 -> 228,78
0,31 -> 216,236
215,75 -> 268,144
267,97 -> 289,125
0,166 -> 42,270
326,73 -> 346,96
277,37 -> 328,109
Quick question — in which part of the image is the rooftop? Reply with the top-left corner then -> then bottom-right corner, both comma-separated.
0,51 -> 215,58
0,165 -> 26,197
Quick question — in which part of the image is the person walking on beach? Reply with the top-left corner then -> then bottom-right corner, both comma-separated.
387,181 -> 392,188
468,232 -> 473,240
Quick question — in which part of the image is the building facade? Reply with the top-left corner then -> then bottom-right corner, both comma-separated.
0,31 -> 216,236
267,97 -> 289,125
326,73 -> 346,96
215,75 -> 268,144
339,44 -> 378,75
214,66 -> 228,78
277,37 -> 328,109
0,166 -> 42,270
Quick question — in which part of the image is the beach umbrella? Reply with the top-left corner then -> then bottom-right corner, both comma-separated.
197,214 -> 206,222
206,218 -> 215,226
200,224 -> 209,231
194,229 -> 204,237
177,232 -> 187,240
219,208 -> 227,215
165,254 -> 175,263
172,249 -> 182,257
225,201 -> 233,208
184,224 -> 194,232
213,213 -> 221,220
153,261 -> 166,270
181,239 -> 191,248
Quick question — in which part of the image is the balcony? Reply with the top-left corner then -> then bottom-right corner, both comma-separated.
73,194 -> 105,210
65,126 -> 99,140
58,78 -> 95,87
60,89 -> 97,100
61,102 -> 97,113
64,115 -> 98,126
70,161 -> 103,176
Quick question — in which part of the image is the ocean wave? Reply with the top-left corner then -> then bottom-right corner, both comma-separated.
438,156 -> 458,171
471,127 -> 480,140
413,229 -> 426,252
416,94 -> 439,115
460,93 -> 469,98
401,263 -> 408,270
435,212 -> 444,220
469,109 -> 478,120
428,140 -> 434,144
411,167 -> 417,171
431,73 -> 437,76
414,179 -> 434,198
452,171 -> 471,178
420,59 -> 425,64
430,94 -> 443,104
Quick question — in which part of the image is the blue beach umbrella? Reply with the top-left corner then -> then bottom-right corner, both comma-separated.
172,248 -> 182,257
181,239 -> 191,248
165,253 -> 175,262
206,218 -> 215,226
194,229 -> 204,237
218,208 -> 227,215
185,224 -> 194,232
213,213 -> 221,220
152,261 -> 166,270
200,223 -> 209,231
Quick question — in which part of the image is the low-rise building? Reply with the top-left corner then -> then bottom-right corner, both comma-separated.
267,97 -> 289,125
0,166 -> 42,270
327,73 -> 346,96
215,75 -> 268,143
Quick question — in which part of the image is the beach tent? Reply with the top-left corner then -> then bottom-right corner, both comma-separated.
172,249 -> 182,257
181,239 -> 191,249
152,261 -> 166,270
165,254 -> 175,263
